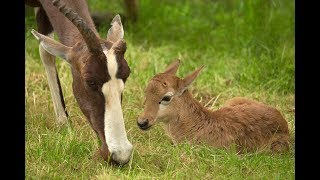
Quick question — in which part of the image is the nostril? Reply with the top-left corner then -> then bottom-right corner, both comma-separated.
137,119 -> 149,128
110,153 -> 120,166
110,151 -> 131,166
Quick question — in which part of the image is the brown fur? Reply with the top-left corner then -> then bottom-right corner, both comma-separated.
26,0 -> 131,164
138,60 -> 289,153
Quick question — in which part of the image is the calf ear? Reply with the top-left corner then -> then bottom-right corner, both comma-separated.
178,65 -> 204,95
31,29 -> 72,63
107,14 -> 124,43
163,59 -> 180,75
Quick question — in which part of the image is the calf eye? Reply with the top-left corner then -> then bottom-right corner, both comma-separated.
162,96 -> 171,102
159,96 -> 172,105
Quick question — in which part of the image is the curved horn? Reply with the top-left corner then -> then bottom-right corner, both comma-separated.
52,0 -> 103,55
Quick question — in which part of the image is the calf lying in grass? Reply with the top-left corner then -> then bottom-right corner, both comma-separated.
137,60 -> 289,153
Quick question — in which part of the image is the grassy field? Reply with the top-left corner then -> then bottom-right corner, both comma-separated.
25,0 -> 295,179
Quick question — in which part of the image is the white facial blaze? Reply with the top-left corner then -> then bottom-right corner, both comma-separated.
102,48 -> 132,164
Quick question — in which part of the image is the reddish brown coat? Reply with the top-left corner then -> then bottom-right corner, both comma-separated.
138,60 -> 289,153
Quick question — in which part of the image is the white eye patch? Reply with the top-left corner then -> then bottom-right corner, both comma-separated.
160,92 -> 174,105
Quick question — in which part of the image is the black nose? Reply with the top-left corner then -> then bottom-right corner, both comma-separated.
137,119 -> 149,130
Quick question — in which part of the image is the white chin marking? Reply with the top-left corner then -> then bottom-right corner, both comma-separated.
101,48 -> 133,164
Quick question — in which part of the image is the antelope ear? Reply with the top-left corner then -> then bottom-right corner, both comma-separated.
112,39 -> 127,54
31,29 -> 72,63
163,59 -> 181,75
107,14 -> 124,43
178,65 -> 204,95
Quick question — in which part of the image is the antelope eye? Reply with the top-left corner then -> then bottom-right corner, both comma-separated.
86,80 -> 99,90
87,80 -> 96,86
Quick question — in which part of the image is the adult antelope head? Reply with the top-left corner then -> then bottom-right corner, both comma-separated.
27,0 -> 132,165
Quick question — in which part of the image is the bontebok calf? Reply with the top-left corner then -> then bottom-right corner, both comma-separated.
138,60 -> 289,153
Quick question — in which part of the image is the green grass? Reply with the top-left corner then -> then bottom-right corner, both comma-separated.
25,0 -> 295,179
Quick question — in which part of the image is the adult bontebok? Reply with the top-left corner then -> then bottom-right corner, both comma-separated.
26,0 -> 132,165
137,60 -> 290,153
